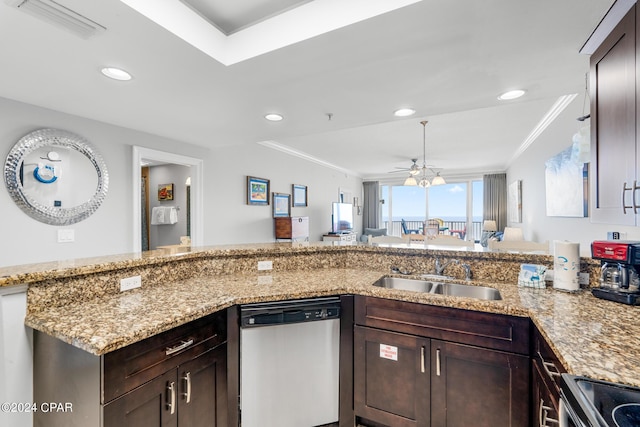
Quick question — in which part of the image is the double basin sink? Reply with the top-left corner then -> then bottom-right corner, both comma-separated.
373,276 -> 502,301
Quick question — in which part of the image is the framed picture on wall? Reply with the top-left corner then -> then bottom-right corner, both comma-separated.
158,183 -> 174,201
273,193 -> 291,217
247,176 -> 270,205
292,184 -> 308,207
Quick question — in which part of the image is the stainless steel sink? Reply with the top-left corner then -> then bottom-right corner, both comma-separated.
372,277 -> 436,293
430,282 -> 502,300
372,277 -> 502,301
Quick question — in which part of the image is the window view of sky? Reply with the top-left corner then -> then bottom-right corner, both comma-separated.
382,181 -> 483,221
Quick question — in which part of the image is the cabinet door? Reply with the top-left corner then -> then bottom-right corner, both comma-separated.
590,4 -> 637,225
532,360 -> 560,427
430,340 -> 529,427
178,344 -> 227,427
353,326 -> 429,427
103,370 -> 178,427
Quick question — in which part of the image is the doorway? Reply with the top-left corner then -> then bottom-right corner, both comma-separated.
132,146 -> 203,252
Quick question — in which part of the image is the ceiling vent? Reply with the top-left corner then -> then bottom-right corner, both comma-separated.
6,0 -> 106,39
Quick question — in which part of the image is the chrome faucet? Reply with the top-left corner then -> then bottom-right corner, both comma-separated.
461,263 -> 472,281
434,257 -> 459,276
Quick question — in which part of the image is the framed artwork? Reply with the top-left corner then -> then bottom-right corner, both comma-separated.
544,146 -> 589,217
247,176 -> 270,205
292,184 -> 308,207
272,192 -> 291,217
158,183 -> 174,201
508,180 -> 522,223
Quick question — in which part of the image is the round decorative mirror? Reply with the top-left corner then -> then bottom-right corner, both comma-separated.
4,128 -> 109,225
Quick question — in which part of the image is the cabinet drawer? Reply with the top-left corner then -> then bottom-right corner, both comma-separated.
103,310 -> 226,403
354,295 -> 530,355
533,326 -> 565,393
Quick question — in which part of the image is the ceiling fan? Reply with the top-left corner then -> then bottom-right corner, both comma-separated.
388,158 -> 421,175
390,121 -> 446,187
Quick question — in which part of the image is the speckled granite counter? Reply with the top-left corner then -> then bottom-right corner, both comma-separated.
10,243 -> 640,388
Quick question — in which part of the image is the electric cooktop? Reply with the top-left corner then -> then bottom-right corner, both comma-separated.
562,374 -> 640,426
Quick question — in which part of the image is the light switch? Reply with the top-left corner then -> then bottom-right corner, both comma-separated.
57,229 -> 75,243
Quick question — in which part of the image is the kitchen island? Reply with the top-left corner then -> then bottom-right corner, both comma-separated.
2,242 -> 639,426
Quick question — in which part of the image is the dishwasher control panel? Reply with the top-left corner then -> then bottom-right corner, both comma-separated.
240,297 -> 341,327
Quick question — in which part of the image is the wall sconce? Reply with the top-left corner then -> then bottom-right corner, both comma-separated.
353,197 -> 362,215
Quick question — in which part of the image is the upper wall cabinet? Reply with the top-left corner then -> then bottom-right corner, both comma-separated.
589,4 -> 638,225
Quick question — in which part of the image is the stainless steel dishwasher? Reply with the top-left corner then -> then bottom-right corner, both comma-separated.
240,297 -> 341,427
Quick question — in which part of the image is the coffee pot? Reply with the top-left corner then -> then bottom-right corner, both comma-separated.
600,262 -> 640,291
592,241 -> 640,304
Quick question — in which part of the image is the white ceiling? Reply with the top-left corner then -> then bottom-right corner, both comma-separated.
0,0 -> 613,181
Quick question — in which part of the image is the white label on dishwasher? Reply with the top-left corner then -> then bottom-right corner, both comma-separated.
380,344 -> 398,361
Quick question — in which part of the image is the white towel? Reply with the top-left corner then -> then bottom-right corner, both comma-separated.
168,207 -> 178,224
151,207 -> 178,225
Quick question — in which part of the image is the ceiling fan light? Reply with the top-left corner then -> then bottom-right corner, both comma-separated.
431,174 -> 446,185
404,175 -> 417,186
418,177 -> 430,188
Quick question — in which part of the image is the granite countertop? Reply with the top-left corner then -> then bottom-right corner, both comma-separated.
0,241 -> 558,288
24,265 -> 640,388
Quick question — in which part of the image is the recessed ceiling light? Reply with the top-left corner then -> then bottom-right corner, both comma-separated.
101,67 -> 132,81
498,89 -> 526,100
394,108 -> 416,117
265,113 -> 284,121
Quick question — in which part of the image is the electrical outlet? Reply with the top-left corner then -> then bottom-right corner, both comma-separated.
57,229 -> 75,243
579,272 -> 590,285
257,260 -> 273,271
257,275 -> 273,285
120,275 -> 142,292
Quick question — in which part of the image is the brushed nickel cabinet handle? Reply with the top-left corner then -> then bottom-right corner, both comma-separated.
623,182 -> 634,214
541,402 -> 559,426
420,347 -> 425,373
165,339 -> 194,356
539,354 -> 561,380
183,372 -> 192,403
167,381 -> 176,415
634,181 -> 640,213
436,348 -> 441,377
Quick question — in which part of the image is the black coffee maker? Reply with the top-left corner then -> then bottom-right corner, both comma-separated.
591,240 -> 640,305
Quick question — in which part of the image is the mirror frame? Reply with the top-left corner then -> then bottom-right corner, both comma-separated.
3,128 -> 109,225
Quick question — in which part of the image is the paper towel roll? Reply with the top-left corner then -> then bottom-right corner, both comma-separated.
553,240 -> 580,291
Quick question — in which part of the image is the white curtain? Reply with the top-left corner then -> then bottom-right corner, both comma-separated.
362,181 -> 379,230
483,173 -> 507,232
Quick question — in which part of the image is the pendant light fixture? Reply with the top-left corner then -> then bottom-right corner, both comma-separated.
406,120 -> 446,187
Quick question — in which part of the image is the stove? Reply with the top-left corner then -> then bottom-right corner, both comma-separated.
561,374 -> 640,426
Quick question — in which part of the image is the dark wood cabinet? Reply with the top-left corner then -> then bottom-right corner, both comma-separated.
430,340 -> 529,427
274,216 -> 309,241
531,327 -> 565,427
589,4 -> 638,224
34,310 -> 228,427
352,296 -> 530,427
178,344 -> 227,426
354,326 -> 430,427
103,369 -> 178,427
104,344 -> 227,427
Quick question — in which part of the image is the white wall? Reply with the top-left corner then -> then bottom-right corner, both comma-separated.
206,143 -> 362,245
147,164 -> 190,249
507,96 -> 640,256
0,96 -> 362,267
